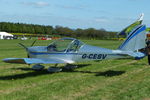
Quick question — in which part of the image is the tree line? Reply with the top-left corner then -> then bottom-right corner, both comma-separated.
0,22 -> 117,39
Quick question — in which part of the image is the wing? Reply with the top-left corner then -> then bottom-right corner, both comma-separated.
3,58 -> 74,64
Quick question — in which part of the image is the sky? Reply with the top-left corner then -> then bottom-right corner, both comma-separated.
0,0 -> 150,31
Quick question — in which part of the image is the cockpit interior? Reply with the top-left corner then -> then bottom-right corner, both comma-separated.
47,38 -> 84,53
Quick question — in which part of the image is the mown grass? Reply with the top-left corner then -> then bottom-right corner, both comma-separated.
0,39 -> 150,100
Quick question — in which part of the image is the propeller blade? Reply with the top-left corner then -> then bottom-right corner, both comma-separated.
31,40 -> 37,47
18,43 -> 27,50
18,43 -> 29,60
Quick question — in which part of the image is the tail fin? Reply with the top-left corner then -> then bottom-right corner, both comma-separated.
118,13 -> 144,36
118,25 -> 146,51
118,14 -> 146,51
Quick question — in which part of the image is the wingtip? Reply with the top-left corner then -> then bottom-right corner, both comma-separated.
2,58 -> 26,64
2,58 -> 11,63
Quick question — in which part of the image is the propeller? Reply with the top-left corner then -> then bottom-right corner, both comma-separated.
18,40 -> 37,58
31,40 -> 37,47
18,43 -> 28,50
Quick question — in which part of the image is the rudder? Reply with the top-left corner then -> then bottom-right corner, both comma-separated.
118,25 -> 146,51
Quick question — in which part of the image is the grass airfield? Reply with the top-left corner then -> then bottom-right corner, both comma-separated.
0,39 -> 150,100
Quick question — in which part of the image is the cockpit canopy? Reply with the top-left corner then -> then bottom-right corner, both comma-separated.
47,38 -> 84,53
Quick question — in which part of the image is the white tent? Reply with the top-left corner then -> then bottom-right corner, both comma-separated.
0,32 -> 13,39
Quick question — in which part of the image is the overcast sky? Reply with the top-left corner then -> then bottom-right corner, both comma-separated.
0,0 -> 150,31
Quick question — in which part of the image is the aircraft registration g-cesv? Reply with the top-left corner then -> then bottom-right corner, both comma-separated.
81,54 -> 107,60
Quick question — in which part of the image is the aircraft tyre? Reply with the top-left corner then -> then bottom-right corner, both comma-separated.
64,64 -> 78,70
47,67 -> 62,73
32,64 -> 45,71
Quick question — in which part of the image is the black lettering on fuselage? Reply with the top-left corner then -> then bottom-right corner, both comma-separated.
97,54 -> 102,59
82,54 -> 107,60
93,54 -> 97,59
102,54 -> 107,59
82,54 -> 87,59
88,54 -> 93,59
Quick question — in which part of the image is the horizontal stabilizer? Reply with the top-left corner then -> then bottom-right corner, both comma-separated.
124,51 -> 146,59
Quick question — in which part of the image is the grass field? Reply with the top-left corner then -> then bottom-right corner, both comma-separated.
0,39 -> 150,100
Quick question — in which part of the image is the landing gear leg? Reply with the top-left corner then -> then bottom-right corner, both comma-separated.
54,64 -> 58,67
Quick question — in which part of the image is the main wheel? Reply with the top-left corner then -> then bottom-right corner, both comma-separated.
32,64 -> 45,71
47,67 -> 62,73
64,64 -> 78,70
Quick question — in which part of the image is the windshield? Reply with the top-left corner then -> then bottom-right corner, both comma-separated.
47,38 -> 83,52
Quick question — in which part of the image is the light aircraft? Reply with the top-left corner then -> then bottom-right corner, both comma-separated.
3,14 -> 149,72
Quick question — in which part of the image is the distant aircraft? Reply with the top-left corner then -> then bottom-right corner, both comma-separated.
20,35 -> 28,40
3,14 -> 149,72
